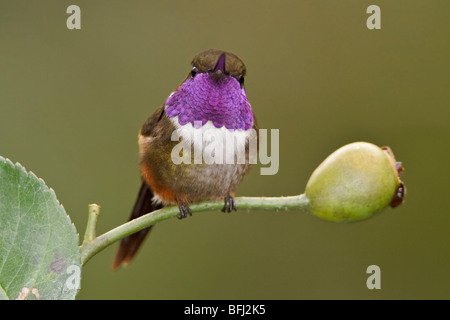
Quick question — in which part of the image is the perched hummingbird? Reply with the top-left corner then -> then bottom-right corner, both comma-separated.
112,49 -> 258,269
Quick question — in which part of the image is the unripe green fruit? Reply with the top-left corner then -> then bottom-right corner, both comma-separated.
305,142 -> 405,222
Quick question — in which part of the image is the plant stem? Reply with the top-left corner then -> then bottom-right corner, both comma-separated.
80,194 -> 310,266
83,204 -> 101,241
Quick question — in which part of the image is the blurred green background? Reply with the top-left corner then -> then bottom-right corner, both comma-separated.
1,1 -> 449,299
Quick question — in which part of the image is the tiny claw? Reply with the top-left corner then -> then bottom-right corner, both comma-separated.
222,195 -> 237,213
177,203 -> 192,219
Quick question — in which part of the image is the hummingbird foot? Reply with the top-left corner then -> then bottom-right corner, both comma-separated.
222,195 -> 237,213
177,202 -> 192,219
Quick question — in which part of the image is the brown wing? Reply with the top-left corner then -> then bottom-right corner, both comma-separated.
140,105 -> 165,136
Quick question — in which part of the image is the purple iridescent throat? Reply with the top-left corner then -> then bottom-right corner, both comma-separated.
165,73 -> 253,130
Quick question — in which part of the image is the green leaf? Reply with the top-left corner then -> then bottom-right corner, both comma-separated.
0,156 -> 81,300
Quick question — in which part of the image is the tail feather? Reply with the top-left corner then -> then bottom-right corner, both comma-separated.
112,181 -> 163,270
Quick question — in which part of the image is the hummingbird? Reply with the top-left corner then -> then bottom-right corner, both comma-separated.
112,49 -> 258,269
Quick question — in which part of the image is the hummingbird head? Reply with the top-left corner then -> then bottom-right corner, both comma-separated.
164,49 -> 254,130
190,49 -> 246,86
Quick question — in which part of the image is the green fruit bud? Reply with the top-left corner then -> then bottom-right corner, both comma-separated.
305,142 -> 405,222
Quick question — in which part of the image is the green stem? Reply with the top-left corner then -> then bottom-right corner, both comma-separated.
83,204 -> 101,241
80,194 -> 310,266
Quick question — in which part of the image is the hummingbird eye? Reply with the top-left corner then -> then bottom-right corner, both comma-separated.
238,75 -> 244,86
190,67 -> 197,78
